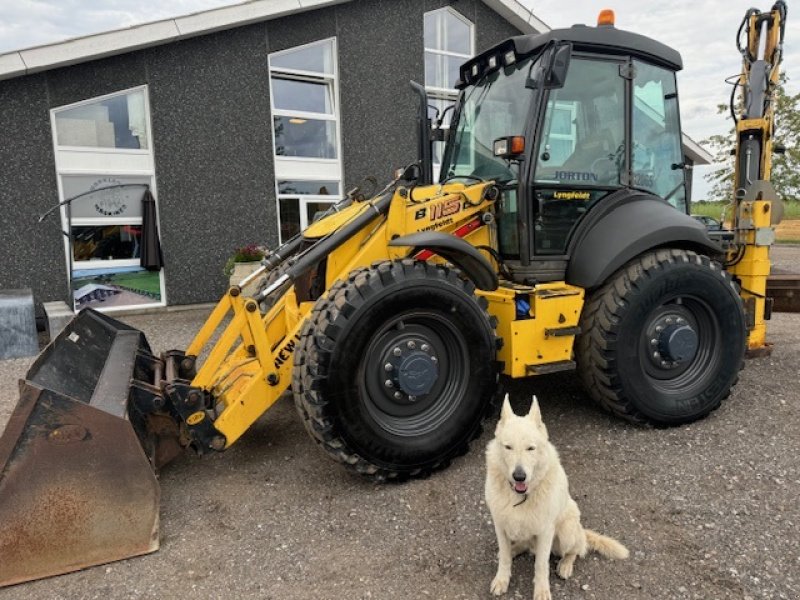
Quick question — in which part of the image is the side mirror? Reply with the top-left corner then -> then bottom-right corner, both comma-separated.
545,42 -> 571,89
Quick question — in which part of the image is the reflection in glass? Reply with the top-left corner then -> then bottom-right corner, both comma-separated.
72,266 -> 160,310
278,180 -> 339,195
271,78 -> 333,114
632,60 -> 686,210
72,225 -> 142,261
274,117 -> 337,159
279,197 -> 301,240
445,57 -> 535,183
270,40 -> 334,74
55,90 -> 148,149
534,59 -> 625,187
306,201 -> 335,224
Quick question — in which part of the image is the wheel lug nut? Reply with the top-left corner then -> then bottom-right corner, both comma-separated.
650,338 -> 658,346
393,347 -> 402,356
408,395 -> 416,402
421,344 -> 430,352
677,318 -> 684,324
653,351 -> 661,359
384,380 -> 393,388
661,361 -> 669,367
384,363 -> 393,372
666,317 -> 674,325
393,392 -> 403,400
655,326 -> 663,333
407,340 -> 416,350
430,356 -> 438,363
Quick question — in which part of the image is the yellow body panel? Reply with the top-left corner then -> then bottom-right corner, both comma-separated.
481,283 -> 584,378
729,199 -> 774,351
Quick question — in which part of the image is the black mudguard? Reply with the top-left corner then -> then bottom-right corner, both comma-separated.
389,232 -> 499,291
567,193 -> 722,290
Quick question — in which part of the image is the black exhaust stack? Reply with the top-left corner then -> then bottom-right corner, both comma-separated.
410,80 -> 434,186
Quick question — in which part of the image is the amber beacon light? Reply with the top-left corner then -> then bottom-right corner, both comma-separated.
597,9 -> 615,26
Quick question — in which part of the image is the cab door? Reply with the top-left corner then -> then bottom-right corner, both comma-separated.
530,56 -> 628,258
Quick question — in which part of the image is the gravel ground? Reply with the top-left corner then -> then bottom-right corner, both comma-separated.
770,244 -> 799,273
1,254 -> 799,600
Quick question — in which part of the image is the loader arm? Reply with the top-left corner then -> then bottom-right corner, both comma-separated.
182,284 -> 308,449
172,179 -> 500,452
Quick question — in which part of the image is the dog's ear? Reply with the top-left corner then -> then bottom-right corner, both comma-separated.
500,393 -> 515,422
528,395 -> 547,435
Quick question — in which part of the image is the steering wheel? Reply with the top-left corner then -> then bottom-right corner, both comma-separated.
472,162 -> 515,182
590,155 -> 618,185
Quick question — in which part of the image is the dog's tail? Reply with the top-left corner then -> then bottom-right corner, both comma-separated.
584,529 -> 629,560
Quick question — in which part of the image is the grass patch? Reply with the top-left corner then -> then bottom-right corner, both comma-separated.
690,201 -> 800,242
775,219 -> 800,243
691,200 -> 800,220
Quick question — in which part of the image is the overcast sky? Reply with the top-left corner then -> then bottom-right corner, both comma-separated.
1,0 -> 796,200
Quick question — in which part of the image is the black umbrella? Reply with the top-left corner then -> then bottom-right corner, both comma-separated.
140,188 -> 164,271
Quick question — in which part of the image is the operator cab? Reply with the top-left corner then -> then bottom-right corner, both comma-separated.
440,11 -> 689,284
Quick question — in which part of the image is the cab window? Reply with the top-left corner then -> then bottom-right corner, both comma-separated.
533,58 -> 625,255
632,60 -> 686,210
534,58 -> 625,187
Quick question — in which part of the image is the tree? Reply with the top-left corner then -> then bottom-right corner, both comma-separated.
703,75 -> 800,202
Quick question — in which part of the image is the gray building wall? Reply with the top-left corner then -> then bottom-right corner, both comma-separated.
0,0 -> 521,309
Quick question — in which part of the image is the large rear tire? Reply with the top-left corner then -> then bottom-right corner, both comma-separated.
292,260 -> 500,480
576,249 -> 746,426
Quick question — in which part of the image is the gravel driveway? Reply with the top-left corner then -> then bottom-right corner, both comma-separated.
1,251 -> 798,600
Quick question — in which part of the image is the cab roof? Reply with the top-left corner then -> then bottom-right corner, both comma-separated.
457,24 -> 682,89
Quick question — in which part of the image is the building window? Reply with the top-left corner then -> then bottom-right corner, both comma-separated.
50,87 -> 164,312
54,88 -> 149,150
276,180 -> 340,240
269,38 -> 342,242
424,8 -> 474,178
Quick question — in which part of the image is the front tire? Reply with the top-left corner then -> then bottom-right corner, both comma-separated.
576,249 -> 746,426
293,260 -> 499,480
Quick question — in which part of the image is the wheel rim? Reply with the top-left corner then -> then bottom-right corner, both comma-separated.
359,311 -> 469,437
638,294 -> 720,393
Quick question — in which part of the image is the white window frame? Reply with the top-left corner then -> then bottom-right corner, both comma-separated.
268,37 -> 343,242
49,85 -> 166,312
424,7 -> 475,92
424,7 -> 475,179
277,185 -> 338,236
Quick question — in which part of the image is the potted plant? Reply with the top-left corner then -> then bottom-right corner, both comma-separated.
225,244 -> 267,294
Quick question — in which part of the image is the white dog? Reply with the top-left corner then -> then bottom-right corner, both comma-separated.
485,395 -> 629,600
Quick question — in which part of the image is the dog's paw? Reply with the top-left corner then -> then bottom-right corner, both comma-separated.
532,586 -> 552,600
557,556 -> 575,579
490,573 -> 510,595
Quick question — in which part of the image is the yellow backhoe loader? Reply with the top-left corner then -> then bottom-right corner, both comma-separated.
0,2 -> 788,587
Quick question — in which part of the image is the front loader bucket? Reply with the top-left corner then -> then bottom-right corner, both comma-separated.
0,309 -> 161,587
